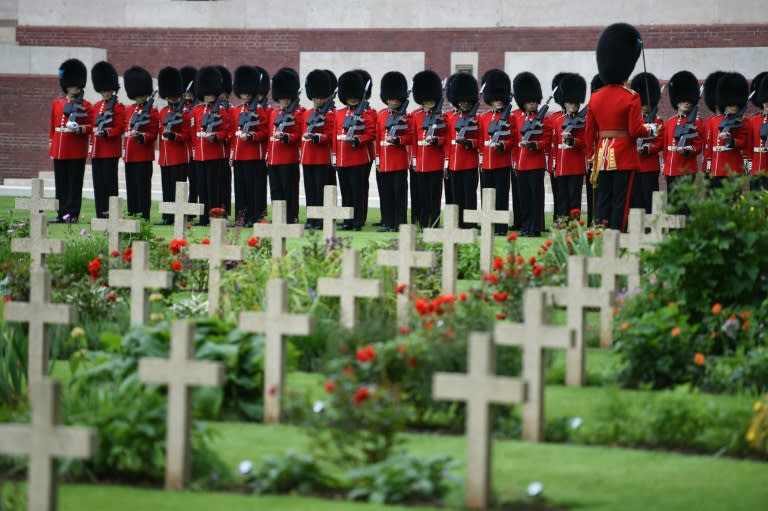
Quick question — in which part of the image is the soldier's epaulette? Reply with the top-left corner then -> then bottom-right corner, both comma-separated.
623,85 -> 638,96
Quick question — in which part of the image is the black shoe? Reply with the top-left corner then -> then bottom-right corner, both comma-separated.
352,226 -> 362,231
372,221 -> 384,227
387,227 -> 398,232
528,231 -> 541,237
339,224 -> 353,231
377,226 -> 390,233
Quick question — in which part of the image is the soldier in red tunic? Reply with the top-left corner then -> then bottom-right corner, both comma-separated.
302,69 -> 336,229
215,65 -> 233,218
747,75 -> 768,190
445,72 -> 480,229
552,73 -> 588,218
585,23 -> 655,231
702,71 -> 725,179
123,66 -> 158,220
629,72 -> 664,213
268,67 -> 305,224
252,66 -> 271,221
547,72 -> 568,224
90,61 -> 124,219
376,71 -> 413,232
49,58 -> 92,223
585,74 -> 604,224
157,66 -> 192,225
410,70 -> 446,229
179,66 -> 197,203
352,69 -> 376,226
707,72 -> 750,187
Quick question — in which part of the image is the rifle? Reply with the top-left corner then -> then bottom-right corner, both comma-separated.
95,94 -> 117,133
273,93 -> 301,136
673,103 -> 700,149
521,86 -> 558,144
305,88 -> 337,136
454,99 -> 480,141
384,96 -> 410,140
422,81 -> 446,142
487,99 -> 514,147
237,95 -> 260,137
342,80 -> 370,139
129,89 -> 157,132
560,106 -> 587,149
201,98 -> 225,135
635,103 -> 659,151
760,120 -> 768,149
63,90 -> 88,127
717,101 -> 749,141
163,98 -> 186,136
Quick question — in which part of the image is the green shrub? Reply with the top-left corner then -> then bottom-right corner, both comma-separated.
239,450 -> 339,495
0,324 -> 26,409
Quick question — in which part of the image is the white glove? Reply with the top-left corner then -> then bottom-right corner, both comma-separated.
66,121 -> 80,131
644,123 -> 658,137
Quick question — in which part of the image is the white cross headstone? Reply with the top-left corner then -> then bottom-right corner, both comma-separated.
543,256 -> 613,386
90,196 -> 140,255
376,224 -> 436,328
159,182 -> 204,240
189,218 -> 246,317
306,185 -> 354,242
463,188 -> 512,273
317,248 -> 382,329
423,205 -> 477,295
433,332 -> 526,510
12,212 -> 64,268
15,178 -> 57,215
109,241 -> 172,325
138,320 -> 225,490
0,379 -> 96,511
620,208 -> 658,254
494,289 -> 576,442
251,200 -> 304,259
239,279 -> 313,424
3,269 -> 75,384
647,191 -> 686,239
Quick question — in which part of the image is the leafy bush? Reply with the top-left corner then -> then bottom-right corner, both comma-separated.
0,480 -> 24,511
239,450 -> 339,495
0,324 -> 26,409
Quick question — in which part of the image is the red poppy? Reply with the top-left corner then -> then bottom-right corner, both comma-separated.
544,239 -> 553,247
353,386 -> 370,406
570,208 -> 581,217
587,230 -> 595,241
495,313 -> 507,320
247,236 -> 259,247
493,256 -> 503,271
107,291 -> 117,302
507,232 -> 518,241
516,256 -> 525,266
529,255 -> 536,265
356,345 -> 376,363
493,290 -> 509,302
342,366 -> 355,377
398,326 -> 410,335
123,247 -> 132,263
110,250 -> 120,258
170,260 -> 183,272
459,292 -> 467,302
201,238 -> 210,245
396,283 -> 407,294
533,265 -> 544,278
482,273 -> 498,285
407,358 -> 417,368
415,298 -> 429,316
324,381 -> 336,393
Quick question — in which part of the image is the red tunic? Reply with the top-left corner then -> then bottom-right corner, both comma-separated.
548,111 -> 565,172
90,99 -> 125,159
229,103 -> 269,161
636,116 -> 664,174
376,107 -> 414,172
445,110 -> 480,171
410,108 -> 447,173
584,84 -> 651,171
48,96 -> 93,160
552,113 -> 587,177
477,109 -> 517,171
707,114 -> 748,177
662,115 -> 704,177
123,103 -> 159,163
158,105 -> 192,167
514,110 -> 551,171
191,102 -> 231,162
301,107 -> 335,165
746,113 -> 768,175
267,106 -> 305,166
333,106 -> 376,168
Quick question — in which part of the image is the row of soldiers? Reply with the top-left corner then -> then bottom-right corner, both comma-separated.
49,24 -> 768,233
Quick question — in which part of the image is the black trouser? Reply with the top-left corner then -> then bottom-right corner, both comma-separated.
411,171 -> 443,229
222,160 -> 232,217
549,171 -> 559,225
233,159 -> 259,225
449,168 -> 479,229
409,168 -> 419,225
92,157 -> 119,219
125,161 -> 152,220
161,163 -> 188,222
596,170 -> 634,231
268,163 -> 300,223
554,174 -> 584,219
480,167 -> 511,235
204,158 -> 229,220
586,169 -> 595,225
53,158 -> 85,221
517,169 -> 544,235
253,160 -> 268,221
510,169 -> 521,228
303,163 -> 329,227
665,174 -> 691,215
193,160 -> 211,224
379,170 -> 408,229
188,159 -> 201,204
630,171 -> 659,214
337,164 -> 368,228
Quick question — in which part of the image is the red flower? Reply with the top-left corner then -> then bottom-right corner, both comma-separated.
398,326 -> 410,336
544,239 -> 553,247
397,344 -> 407,354
170,238 -> 188,255
493,256 -> 503,271
507,232 -> 518,241
415,298 -> 429,316
495,313 -> 507,320
529,256 -> 536,265
324,381 -> 336,393
170,259 -> 183,272
122,247 -> 132,263
493,290 -> 509,302
356,345 -> 376,363
88,257 -> 102,281
247,236 -> 259,247
578,219 -> 586,225
693,352 -> 705,366
110,250 -> 120,258
533,265 -> 544,278
407,358 -> 417,368
482,273 -> 498,285
201,238 -> 210,245
423,320 -> 433,330
353,386 -> 370,406
342,366 -> 355,377
3,295 -> 12,303
107,291 -> 117,302
396,283 -> 407,294
209,207 -> 226,218
570,208 -> 581,217
587,230 -> 595,241
516,256 -> 525,266
459,292 -> 467,302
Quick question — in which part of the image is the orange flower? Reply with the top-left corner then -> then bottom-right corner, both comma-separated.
620,322 -> 630,331
742,320 -> 751,330
671,327 -> 681,337
740,310 -> 750,320
544,239 -> 553,247
711,303 -> 722,314
495,312 -> 506,320
693,352 -> 705,366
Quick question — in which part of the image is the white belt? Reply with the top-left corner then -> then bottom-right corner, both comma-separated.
336,135 -> 352,141
713,146 -> 732,152
557,144 -> 573,150
418,140 -> 431,146
196,131 -> 207,138
753,147 -> 768,153
55,127 -> 72,133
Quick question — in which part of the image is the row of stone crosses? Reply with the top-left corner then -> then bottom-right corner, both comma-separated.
0,178 -> 684,510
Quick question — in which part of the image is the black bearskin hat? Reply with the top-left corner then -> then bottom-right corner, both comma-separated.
338,70 -> 365,104
58,58 -> 87,93
325,69 -> 338,94
353,69 -> 372,100
123,66 -> 153,100
551,72 -> 568,107
668,71 -> 700,110
305,69 -> 333,99
596,23 -> 642,85
481,68 -> 511,105
447,72 -> 478,107
630,72 -> 660,109
513,71 -> 543,109
158,67 -> 183,99
233,65 -> 259,97
194,66 -> 223,100
253,66 -> 270,96
412,70 -> 442,105
91,61 -> 119,93
717,72 -> 749,112
757,76 -> 768,108
380,71 -> 408,103
271,67 -> 300,102
180,66 -> 197,93
216,65 -> 232,95
590,73 -> 604,94
750,72 -> 767,108
703,71 -> 725,114
559,73 -> 587,105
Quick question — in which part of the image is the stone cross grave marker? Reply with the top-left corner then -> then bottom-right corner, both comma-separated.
318,248 -> 382,329
423,204 -> 477,295
306,185 -> 353,242
15,178 -> 57,215
433,332 -> 526,510
376,224 -> 436,328
495,289 -> 576,442
649,191 -> 686,234
239,279 -> 313,423
251,200 -> 304,259
0,379 -> 96,511
90,196 -> 140,255
109,241 -> 172,325
12,212 -> 64,268
3,269 -> 75,384
463,188 -> 512,273
620,208 -> 658,254
159,182 -> 204,240
543,256 -> 613,386
138,320 -> 225,490
189,218 -> 245,317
